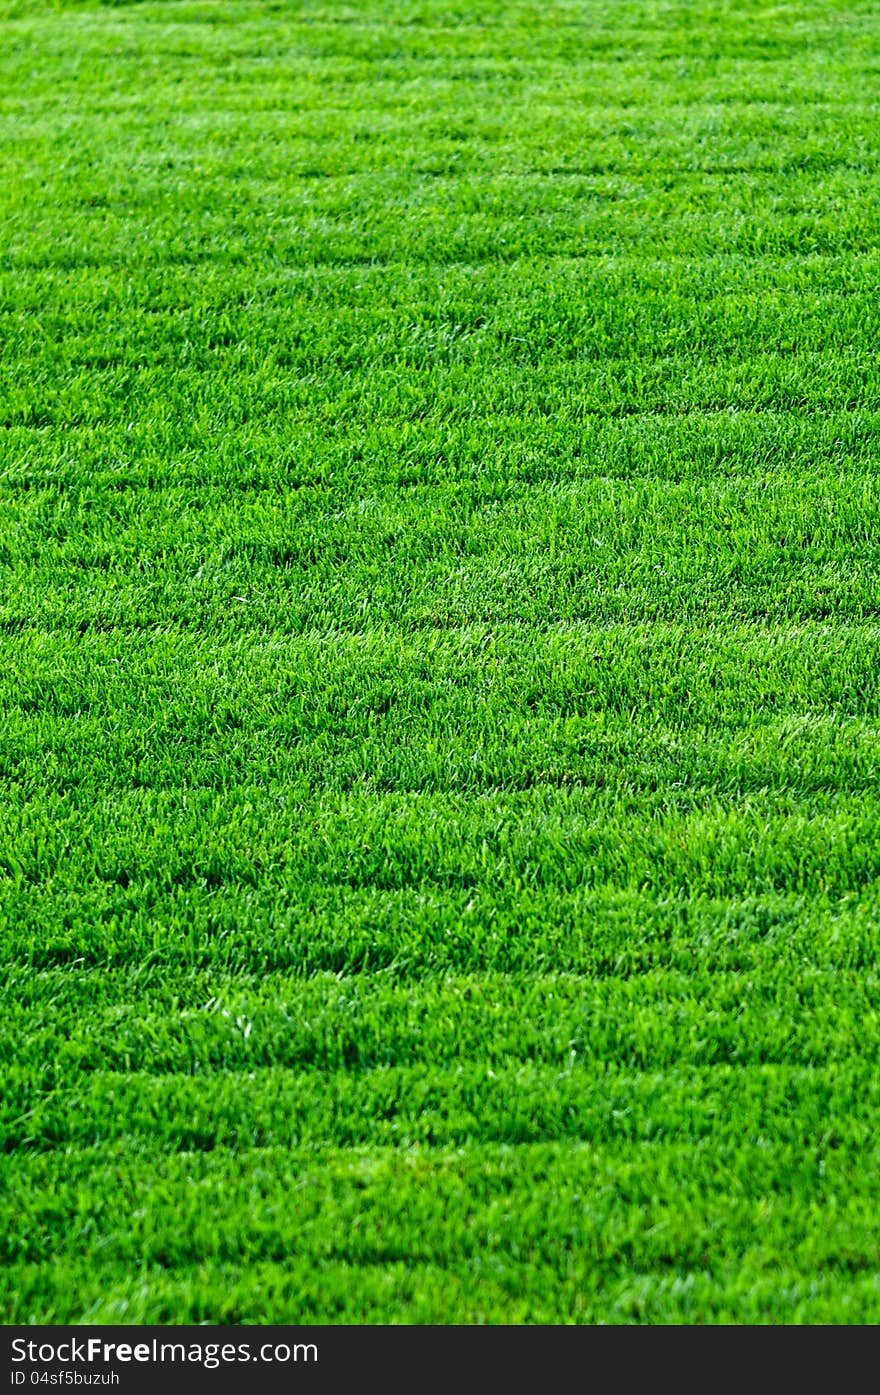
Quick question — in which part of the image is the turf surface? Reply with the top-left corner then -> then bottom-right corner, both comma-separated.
3,0 -> 880,1323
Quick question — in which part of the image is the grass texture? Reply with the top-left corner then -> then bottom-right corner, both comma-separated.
3,0 -> 880,1323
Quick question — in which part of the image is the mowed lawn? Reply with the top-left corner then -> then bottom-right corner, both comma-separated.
2,0 -> 880,1323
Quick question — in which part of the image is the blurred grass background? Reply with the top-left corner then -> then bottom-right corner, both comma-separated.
2,0 -> 880,1321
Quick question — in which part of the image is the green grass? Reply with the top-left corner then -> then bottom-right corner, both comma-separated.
3,0 -> 880,1323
